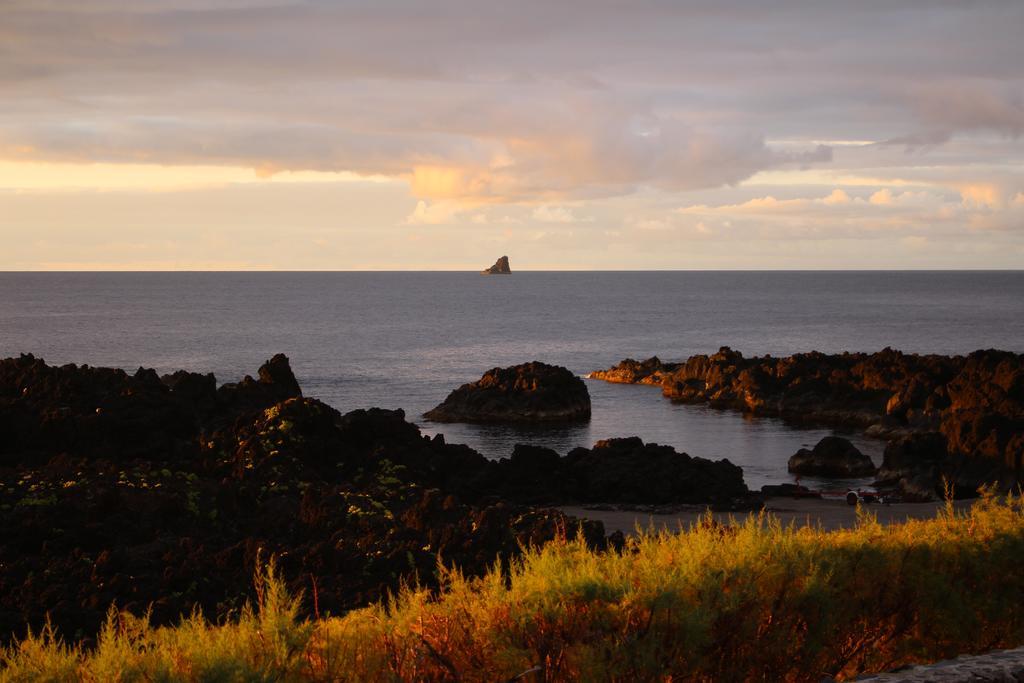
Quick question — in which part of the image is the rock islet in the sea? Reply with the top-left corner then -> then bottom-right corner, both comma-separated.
425,361 -> 591,423
481,255 -> 511,274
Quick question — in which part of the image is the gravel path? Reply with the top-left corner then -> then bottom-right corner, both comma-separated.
852,647 -> 1024,681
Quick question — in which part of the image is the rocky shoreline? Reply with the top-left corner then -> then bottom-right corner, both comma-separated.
0,353 -> 744,643
590,347 -> 1024,500
3,347 -> 1019,643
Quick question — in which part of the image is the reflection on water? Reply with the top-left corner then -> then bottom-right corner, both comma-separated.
421,379 -> 885,491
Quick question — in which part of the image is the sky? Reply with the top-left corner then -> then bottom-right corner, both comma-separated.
1,1 -> 1023,270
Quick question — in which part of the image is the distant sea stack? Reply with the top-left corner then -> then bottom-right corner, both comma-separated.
482,255 -> 511,274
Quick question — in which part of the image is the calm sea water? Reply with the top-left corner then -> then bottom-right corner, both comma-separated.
2,271 -> 1022,490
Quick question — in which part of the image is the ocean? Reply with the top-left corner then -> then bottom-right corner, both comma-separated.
2,271 -> 1022,490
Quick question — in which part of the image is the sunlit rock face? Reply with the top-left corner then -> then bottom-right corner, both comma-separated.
481,256 -> 511,274
588,356 -> 676,386
425,361 -> 590,423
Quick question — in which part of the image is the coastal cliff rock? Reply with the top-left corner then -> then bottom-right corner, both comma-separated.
787,436 -> 876,478
481,255 -> 511,274
940,350 -> 1024,472
425,361 -> 591,423
590,347 -> 1024,493
0,352 -> 302,467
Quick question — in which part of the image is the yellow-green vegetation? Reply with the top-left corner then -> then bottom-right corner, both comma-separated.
5,492 -> 1024,682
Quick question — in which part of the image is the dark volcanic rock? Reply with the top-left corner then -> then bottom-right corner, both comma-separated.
425,361 -> 591,423
590,347 -> 1024,493
0,352 -> 754,644
483,438 -> 748,506
216,352 -> 303,414
0,353 -> 303,468
1,353 -> 753,645
760,483 -> 821,499
940,350 -> 1024,473
873,432 -> 996,501
560,437 -> 747,506
787,436 -> 877,478
875,433 -> 948,488
481,255 -> 511,274
0,354 -> 608,644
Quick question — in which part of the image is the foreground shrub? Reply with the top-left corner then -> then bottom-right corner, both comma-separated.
4,492 -> 1024,681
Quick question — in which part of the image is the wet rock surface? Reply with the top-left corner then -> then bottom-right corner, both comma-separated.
788,436 -> 877,478
425,361 -> 591,423
592,348 -> 1024,494
0,353 -> 745,643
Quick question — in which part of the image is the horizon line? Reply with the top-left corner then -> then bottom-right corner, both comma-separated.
1,268 -> 1022,274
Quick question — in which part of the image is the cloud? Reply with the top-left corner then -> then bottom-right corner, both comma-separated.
9,1 -> 1023,205
901,235 -> 929,250
532,205 -> 588,224
906,82 -> 1024,138
670,183 -> 1024,246
821,189 -> 850,205
405,200 -> 462,225
874,130 -> 953,151
869,189 -> 894,206
959,184 -> 1004,209
678,188 -> 860,215
0,103 -> 822,202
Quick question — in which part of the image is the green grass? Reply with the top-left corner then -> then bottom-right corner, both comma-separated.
5,491 -> 1024,681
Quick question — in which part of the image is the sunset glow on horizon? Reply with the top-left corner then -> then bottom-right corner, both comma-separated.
1,1 -> 1023,270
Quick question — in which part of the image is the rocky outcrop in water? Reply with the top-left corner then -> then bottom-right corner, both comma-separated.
481,255 -> 511,274
787,436 -> 877,478
591,347 -> 1024,494
587,356 -> 676,385
425,361 -> 591,423
483,438 -> 748,506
